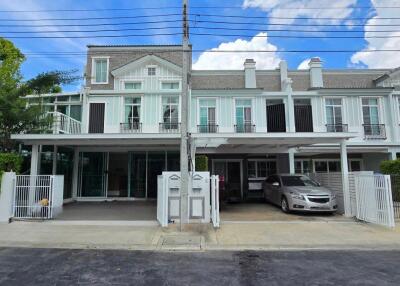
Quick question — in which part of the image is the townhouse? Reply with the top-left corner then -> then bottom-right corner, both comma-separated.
11,44 -> 400,205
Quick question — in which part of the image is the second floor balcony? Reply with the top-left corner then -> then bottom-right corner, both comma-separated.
48,111 -> 81,134
363,124 -> 386,140
235,122 -> 256,133
120,121 -> 142,133
159,122 -> 180,133
326,124 -> 348,133
198,123 -> 219,133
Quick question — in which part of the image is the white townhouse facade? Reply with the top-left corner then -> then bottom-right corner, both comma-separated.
11,45 -> 400,204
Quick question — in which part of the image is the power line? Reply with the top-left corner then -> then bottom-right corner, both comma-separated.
3,31 -> 400,39
191,13 -> 400,21
0,13 -> 181,22
1,13 -> 400,22
3,25 -> 400,34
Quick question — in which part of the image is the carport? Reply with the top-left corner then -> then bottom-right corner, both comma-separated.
193,132 -> 356,221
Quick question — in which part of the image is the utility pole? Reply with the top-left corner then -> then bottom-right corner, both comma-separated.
180,0 -> 190,230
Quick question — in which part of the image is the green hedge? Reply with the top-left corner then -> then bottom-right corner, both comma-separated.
0,153 -> 23,173
195,155 -> 208,172
380,159 -> 400,175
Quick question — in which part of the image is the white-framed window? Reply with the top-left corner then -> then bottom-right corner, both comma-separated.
235,99 -> 253,132
92,57 -> 109,84
161,82 -> 180,90
124,97 -> 141,130
295,160 -> 311,174
248,160 -> 277,179
314,160 -> 341,173
147,66 -> 156,76
362,97 -> 382,136
199,98 -> 217,132
162,96 -> 179,129
124,81 -> 142,90
325,98 -> 344,132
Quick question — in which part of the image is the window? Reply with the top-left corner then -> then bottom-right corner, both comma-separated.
148,67 -> 156,76
349,160 -> 362,172
161,82 -> 180,90
295,160 -> 311,174
162,96 -> 179,129
325,98 -> 344,132
248,160 -> 276,178
124,97 -> 141,129
235,99 -> 252,132
362,98 -> 380,134
199,99 -> 216,132
124,82 -> 142,90
93,58 -> 108,83
314,160 -> 341,173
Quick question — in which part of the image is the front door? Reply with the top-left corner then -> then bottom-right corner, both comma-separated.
213,160 -> 242,202
89,103 -> 105,133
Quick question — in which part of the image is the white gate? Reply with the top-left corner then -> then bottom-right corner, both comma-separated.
354,174 -> 395,228
13,175 -> 64,219
211,175 -> 220,228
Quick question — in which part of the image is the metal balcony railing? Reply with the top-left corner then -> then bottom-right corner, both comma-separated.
120,122 -> 142,133
197,124 -> 219,133
234,122 -> 256,133
47,111 -> 81,134
159,122 -> 180,133
326,124 -> 348,133
363,124 -> 386,140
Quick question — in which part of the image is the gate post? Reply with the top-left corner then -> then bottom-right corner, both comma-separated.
0,172 -> 16,222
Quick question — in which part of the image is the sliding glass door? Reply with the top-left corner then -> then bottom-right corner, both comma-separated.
78,152 -> 107,197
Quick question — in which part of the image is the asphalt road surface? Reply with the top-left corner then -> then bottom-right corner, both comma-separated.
0,248 -> 399,285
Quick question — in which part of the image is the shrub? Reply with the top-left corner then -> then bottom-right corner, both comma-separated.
195,155 -> 208,172
380,159 -> 400,175
0,152 -> 23,173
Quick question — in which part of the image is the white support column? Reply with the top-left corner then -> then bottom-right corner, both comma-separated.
52,145 -> 58,175
390,150 -> 397,160
287,84 -> 295,133
71,148 -> 79,199
30,144 -> 39,176
190,140 -> 197,171
340,140 -> 351,217
288,149 -> 295,174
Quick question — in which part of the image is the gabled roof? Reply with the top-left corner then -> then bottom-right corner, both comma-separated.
374,67 -> 400,84
111,54 -> 182,77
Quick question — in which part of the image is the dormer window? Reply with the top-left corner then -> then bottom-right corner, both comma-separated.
92,57 -> 109,84
147,66 -> 156,76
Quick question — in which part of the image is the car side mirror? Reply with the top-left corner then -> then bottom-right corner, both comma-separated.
272,182 -> 280,187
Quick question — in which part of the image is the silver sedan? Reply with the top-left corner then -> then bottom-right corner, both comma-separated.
263,174 -> 338,213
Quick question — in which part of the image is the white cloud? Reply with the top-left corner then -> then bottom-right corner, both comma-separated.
242,0 -> 357,25
193,32 -> 281,70
297,59 -> 310,69
351,0 -> 400,68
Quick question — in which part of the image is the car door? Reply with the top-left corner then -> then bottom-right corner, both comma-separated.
271,175 -> 282,205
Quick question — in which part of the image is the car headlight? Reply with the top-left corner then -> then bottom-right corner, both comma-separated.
290,193 -> 305,200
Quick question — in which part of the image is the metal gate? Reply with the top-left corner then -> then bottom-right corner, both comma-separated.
13,175 -> 64,219
211,175 -> 220,228
354,174 -> 395,228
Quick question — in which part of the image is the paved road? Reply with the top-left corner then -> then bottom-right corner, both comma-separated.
0,248 -> 399,285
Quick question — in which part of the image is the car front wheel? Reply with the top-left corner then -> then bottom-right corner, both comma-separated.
281,197 -> 290,213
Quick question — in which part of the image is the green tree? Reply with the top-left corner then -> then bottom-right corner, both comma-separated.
0,38 -> 80,151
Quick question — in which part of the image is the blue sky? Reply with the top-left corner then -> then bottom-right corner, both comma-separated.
0,0 -> 398,91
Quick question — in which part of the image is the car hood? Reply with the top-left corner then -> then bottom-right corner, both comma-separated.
286,186 -> 333,196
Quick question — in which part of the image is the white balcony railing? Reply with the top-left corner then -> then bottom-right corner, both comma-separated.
48,111 -> 82,134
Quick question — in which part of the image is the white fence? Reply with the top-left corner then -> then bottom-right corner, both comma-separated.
354,175 -> 395,228
48,111 -> 81,134
310,172 -> 395,228
13,175 -> 64,219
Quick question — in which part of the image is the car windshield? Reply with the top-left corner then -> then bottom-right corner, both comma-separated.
281,176 -> 319,187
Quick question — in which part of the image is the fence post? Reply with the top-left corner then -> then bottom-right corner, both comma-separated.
385,175 -> 395,227
340,141 -> 352,217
